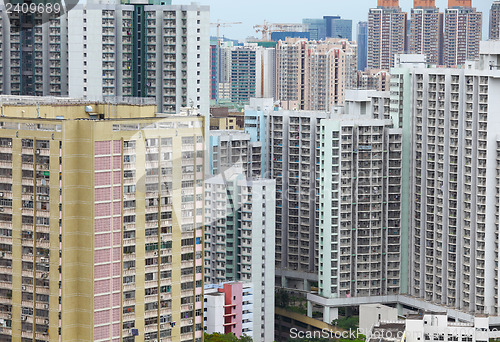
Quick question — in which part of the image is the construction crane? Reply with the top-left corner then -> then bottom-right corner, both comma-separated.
253,20 -> 304,41
210,20 -> 242,42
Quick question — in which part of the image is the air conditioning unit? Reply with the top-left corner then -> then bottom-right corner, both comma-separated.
21,285 -> 26,291
44,319 -> 49,324
153,251 -> 158,256
188,319 -> 193,324
36,149 -> 40,154
0,208 -> 4,212
160,324 -> 166,329
160,295 -> 165,300
0,193 -> 3,197
44,304 -> 49,309
21,315 -> 26,321
188,305 -> 193,310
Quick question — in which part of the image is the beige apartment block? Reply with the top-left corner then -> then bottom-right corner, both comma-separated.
276,38 -> 357,111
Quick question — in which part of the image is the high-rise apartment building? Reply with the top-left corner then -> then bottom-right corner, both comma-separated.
243,98 -> 272,178
266,108 -> 330,289
204,283 -> 254,338
230,44 -> 276,104
0,96 -> 205,341
356,69 -> 391,92
367,0 -> 407,70
318,106 -> 403,302
0,0 -> 210,115
443,0 -> 482,67
204,174 -> 275,341
218,41 -> 234,86
409,0 -> 443,65
490,1 -> 500,40
357,22 -> 368,71
0,10 -> 69,96
276,38 -> 358,111
208,130 -> 262,178
210,39 -> 219,101
391,42 -> 500,315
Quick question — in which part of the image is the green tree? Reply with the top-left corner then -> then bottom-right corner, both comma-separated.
275,288 -> 290,308
332,316 -> 359,330
204,332 -> 253,342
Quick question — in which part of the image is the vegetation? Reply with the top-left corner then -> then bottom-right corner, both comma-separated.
276,288 -> 291,308
204,332 -> 252,342
331,316 -> 359,330
276,288 -> 309,314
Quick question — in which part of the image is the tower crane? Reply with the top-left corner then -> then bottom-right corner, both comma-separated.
253,20 -> 304,41
210,20 -> 242,42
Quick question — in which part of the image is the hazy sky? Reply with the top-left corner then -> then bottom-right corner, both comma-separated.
203,0 -> 492,41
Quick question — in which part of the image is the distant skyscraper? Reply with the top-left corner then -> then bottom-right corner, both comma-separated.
443,0 -> 482,67
410,0 -> 444,65
210,39 -> 219,101
303,18 -> 327,41
276,38 -> 358,111
271,31 -> 310,41
357,22 -> 368,71
230,44 -> 276,104
324,16 -> 353,41
367,0 -> 407,70
490,1 -> 500,40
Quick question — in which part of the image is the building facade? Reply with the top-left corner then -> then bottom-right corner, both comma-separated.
409,0 -> 443,65
0,0 -> 210,116
243,98 -> 272,178
367,0 -> 407,70
204,283 -> 254,338
204,174 -> 275,341
356,69 -> 391,92
324,16 -> 353,41
0,96 -> 205,341
230,44 -> 276,104
208,130 -> 262,178
303,18 -> 327,41
267,109 -> 331,290
443,0 -> 482,67
391,42 -> 500,315
357,21 -> 368,71
318,114 -> 403,300
210,39 -> 219,101
490,1 -> 500,41
276,38 -> 358,111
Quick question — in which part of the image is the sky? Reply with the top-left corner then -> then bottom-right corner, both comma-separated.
203,0 -> 492,41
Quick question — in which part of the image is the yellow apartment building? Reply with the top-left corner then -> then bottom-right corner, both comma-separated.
0,96 -> 204,342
